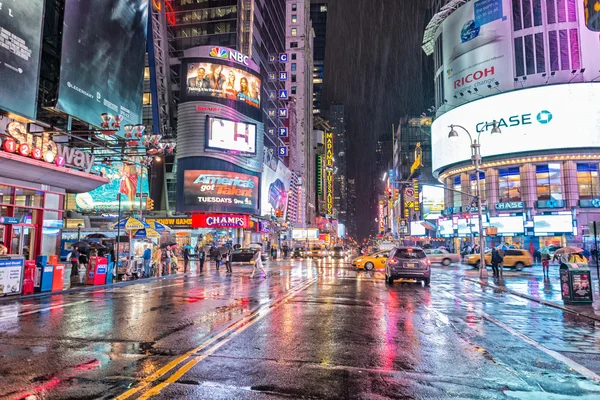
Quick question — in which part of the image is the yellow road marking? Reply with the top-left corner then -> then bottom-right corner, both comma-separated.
115,277 -> 317,399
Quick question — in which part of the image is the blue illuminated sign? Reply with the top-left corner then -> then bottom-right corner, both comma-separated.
279,89 -> 289,99
278,108 -> 288,118
278,146 -> 288,156
279,53 -> 288,63
278,127 -> 288,137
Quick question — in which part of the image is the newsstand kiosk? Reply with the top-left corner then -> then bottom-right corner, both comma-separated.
87,256 -> 108,285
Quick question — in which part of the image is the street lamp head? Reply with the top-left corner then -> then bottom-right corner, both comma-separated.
448,125 -> 459,139
491,120 -> 502,134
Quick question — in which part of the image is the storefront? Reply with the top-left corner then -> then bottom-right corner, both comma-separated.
0,120 -> 109,260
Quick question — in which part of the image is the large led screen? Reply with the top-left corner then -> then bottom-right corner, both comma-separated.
489,216 -> 524,235
74,162 -> 149,212
56,0 -> 148,129
206,116 -> 257,155
182,60 -> 261,119
0,0 -> 44,119
534,215 -> 573,234
183,170 -> 259,214
261,160 -> 292,218
438,220 -> 454,236
410,221 -> 426,236
432,83 -> 600,174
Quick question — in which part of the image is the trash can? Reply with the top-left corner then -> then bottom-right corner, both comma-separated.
559,263 -> 593,304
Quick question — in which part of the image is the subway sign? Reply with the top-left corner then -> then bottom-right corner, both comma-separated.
192,213 -> 251,228
5,122 -> 95,173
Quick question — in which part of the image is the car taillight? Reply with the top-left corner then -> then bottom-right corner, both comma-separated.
425,259 -> 431,265
389,258 -> 397,264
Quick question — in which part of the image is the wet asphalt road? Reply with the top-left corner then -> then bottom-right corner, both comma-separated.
2,260 -> 600,399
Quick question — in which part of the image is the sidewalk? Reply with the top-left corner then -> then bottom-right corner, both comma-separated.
466,264 -> 600,322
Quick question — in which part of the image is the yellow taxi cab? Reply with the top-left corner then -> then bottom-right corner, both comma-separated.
465,249 -> 533,270
352,250 -> 390,271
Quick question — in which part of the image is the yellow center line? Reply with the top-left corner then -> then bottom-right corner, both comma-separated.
115,276 -> 317,400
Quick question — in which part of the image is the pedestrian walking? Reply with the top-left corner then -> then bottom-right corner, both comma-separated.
223,249 -> 232,273
251,248 -> 267,278
153,247 -> 162,276
541,251 -> 550,276
198,246 -> 206,272
212,246 -> 221,270
183,246 -> 190,273
142,246 -> 152,278
491,247 -> 501,278
498,246 -> 506,276
70,246 -> 80,277
162,247 -> 172,275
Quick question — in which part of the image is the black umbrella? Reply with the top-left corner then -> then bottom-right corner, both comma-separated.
88,242 -> 107,249
86,233 -> 108,239
71,241 -> 90,248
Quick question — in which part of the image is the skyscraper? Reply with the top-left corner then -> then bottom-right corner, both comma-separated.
310,1 -> 328,116
285,0 -> 314,227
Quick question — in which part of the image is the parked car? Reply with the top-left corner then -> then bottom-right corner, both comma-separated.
231,248 -> 257,263
291,247 -> 306,259
385,247 -> 431,286
352,250 -> 389,270
310,246 -> 328,258
424,248 -> 461,266
464,249 -> 533,270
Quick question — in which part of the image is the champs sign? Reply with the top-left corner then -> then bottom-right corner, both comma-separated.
192,213 -> 251,228
325,132 -> 334,215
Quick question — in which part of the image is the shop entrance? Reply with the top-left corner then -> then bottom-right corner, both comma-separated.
11,226 -> 35,260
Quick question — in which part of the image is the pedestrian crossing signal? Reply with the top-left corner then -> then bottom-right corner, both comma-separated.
146,198 -> 154,211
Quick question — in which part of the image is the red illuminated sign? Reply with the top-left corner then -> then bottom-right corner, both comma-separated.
192,214 -> 251,228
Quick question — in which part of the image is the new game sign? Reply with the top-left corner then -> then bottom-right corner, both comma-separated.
183,170 -> 259,214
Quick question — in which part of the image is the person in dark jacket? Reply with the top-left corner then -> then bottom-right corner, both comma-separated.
198,245 -> 206,272
491,248 -> 502,278
182,247 -> 190,273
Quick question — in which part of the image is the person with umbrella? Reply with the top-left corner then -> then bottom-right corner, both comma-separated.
251,246 -> 267,278
70,246 -> 80,278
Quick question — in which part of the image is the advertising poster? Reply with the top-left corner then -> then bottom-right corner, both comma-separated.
184,170 -> 259,214
489,216 -> 524,234
438,220 -> 454,236
0,258 -> 23,296
183,61 -> 261,110
0,0 -> 44,119
439,0 -> 512,104
572,273 -> 592,301
207,116 -> 257,154
533,215 -> 573,234
260,161 -> 292,218
74,162 -> 149,212
422,186 -> 445,220
292,229 -> 319,240
432,83 -> 600,174
56,0 -> 148,130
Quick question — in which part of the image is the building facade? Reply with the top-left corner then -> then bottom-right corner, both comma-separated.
425,0 -> 600,251
309,1 -> 328,116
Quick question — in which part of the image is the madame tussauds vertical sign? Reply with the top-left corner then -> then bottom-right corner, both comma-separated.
325,132 -> 334,215
3,122 -> 96,173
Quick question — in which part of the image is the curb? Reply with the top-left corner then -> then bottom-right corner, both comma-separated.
464,278 -> 600,322
0,273 -> 187,302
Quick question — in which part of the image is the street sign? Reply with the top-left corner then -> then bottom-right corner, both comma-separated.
135,193 -> 149,198
404,187 -> 415,197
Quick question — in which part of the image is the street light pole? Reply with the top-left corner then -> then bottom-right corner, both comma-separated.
448,122 -> 501,280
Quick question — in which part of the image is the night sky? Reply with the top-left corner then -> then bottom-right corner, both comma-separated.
322,0 -> 432,239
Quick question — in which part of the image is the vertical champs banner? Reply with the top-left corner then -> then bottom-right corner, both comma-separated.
56,0 -> 148,129
0,0 -> 45,119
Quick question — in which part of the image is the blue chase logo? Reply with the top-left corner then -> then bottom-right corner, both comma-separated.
536,110 -> 553,124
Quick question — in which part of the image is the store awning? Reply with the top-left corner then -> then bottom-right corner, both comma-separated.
0,151 -> 109,193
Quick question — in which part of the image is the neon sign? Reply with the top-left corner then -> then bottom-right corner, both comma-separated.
209,46 -> 250,67
4,122 -> 95,172
325,132 -> 334,215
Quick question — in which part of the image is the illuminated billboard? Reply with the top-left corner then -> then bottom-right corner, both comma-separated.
181,59 -> 261,120
292,228 -> 319,240
489,216 -> 524,235
438,220 -> 454,236
206,116 -> 257,155
430,0 -> 600,111
183,170 -> 259,214
0,0 -> 45,119
410,221 -> 426,236
325,132 -> 334,215
56,0 -> 148,129
74,162 -> 148,212
261,160 -> 292,218
422,185 -> 444,220
432,83 -> 600,174
534,214 -> 574,234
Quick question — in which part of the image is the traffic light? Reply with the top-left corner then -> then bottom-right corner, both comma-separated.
146,198 -> 154,211
275,208 -> 283,218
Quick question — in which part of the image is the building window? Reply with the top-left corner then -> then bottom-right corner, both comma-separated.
144,67 -> 150,79
453,176 -> 462,208
291,53 -> 297,60
291,63 -> 297,71
291,74 -> 297,82
320,5 -> 327,12
470,172 -> 486,200
290,42 -> 298,48
577,163 -> 600,199
291,14 -> 297,23
291,28 -> 297,36
291,86 -> 297,94
536,163 -> 563,201
143,93 -> 152,105
498,167 -> 521,202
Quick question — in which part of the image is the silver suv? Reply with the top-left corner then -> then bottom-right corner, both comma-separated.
385,247 -> 431,286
